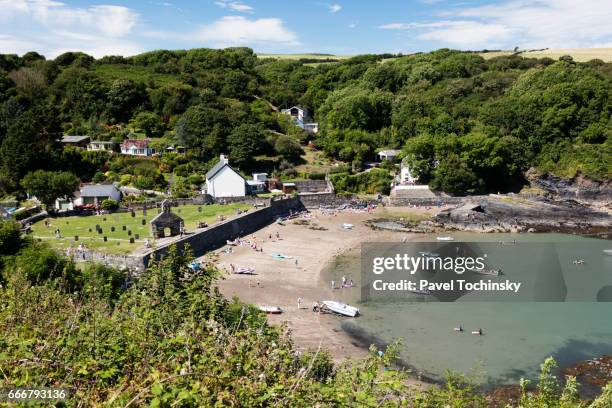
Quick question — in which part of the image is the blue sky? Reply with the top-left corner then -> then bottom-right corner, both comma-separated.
1,0 -> 612,58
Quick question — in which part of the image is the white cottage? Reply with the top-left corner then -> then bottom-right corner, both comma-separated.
205,155 -> 247,198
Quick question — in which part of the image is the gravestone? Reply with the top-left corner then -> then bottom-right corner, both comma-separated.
135,234 -> 139,240
98,228 -> 103,234
74,235 -> 79,241
103,236 -> 107,242
122,225 -> 127,231
127,230 -> 132,236
129,237 -> 135,244
141,219 -> 146,225
111,226 -> 115,232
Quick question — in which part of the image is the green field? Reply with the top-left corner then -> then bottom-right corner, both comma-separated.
92,64 -> 184,86
31,203 -> 250,255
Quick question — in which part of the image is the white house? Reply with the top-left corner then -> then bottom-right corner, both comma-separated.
281,106 -> 308,122
120,139 -> 156,156
400,157 -> 417,184
281,105 -> 319,134
87,141 -> 116,152
78,184 -> 122,206
377,149 -> 401,162
55,183 -> 122,210
247,173 -> 268,194
205,155 -> 247,198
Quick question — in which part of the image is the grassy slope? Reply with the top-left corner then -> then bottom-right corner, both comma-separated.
31,203 -> 250,255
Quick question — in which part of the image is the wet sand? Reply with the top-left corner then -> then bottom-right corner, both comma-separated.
211,206 -> 441,362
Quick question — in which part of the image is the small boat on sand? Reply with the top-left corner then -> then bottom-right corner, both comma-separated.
234,267 -> 256,275
271,253 -> 292,260
436,236 -> 454,241
226,239 -> 239,246
317,301 -> 359,317
342,223 -> 354,230
259,305 -> 283,314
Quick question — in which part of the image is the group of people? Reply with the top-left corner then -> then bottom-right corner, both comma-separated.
331,275 -> 355,289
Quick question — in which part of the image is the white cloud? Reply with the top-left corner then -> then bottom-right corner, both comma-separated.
215,0 -> 254,13
328,3 -> 342,13
348,22 -> 358,29
380,0 -> 612,49
0,0 -> 142,57
194,16 -> 298,48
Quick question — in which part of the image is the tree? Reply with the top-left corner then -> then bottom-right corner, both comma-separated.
430,154 -> 482,195
130,111 -> 165,137
227,124 -> 265,167
274,135 -> 303,162
106,79 -> 147,123
21,170 -> 80,209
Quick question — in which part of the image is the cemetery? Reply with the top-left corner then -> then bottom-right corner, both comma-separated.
30,202 -> 250,254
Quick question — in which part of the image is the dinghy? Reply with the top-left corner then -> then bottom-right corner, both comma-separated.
436,236 -> 454,241
342,223 -> 354,230
259,305 -> 283,314
419,251 -> 440,258
469,268 -> 502,276
271,253 -> 292,260
604,249 -> 612,256
408,288 -> 431,295
234,267 -> 256,275
320,300 -> 359,317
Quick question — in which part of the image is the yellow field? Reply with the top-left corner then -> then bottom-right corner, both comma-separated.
479,48 -> 612,62
521,48 -> 612,62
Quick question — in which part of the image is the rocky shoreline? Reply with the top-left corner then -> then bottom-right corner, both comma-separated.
370,195 -> 612,239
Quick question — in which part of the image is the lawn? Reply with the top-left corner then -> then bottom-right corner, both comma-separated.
31,203 -> 250,255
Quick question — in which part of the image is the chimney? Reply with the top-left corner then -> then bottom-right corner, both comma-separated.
220,154 -> 229,164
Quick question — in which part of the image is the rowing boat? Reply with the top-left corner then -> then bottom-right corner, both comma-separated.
259,305 -> 283,314
320,300 -> 359,317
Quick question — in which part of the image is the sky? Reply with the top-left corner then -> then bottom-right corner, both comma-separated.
1,0 -> 612,58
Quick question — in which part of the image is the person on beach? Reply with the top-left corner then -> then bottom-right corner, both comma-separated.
342,276 -> 347,287
295,258 -> 298,267
276,231 -> 280,240
297,297 -> 302,309
331,280 -> 335,289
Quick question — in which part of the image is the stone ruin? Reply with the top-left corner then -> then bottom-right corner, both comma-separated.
150,200 -> 184,239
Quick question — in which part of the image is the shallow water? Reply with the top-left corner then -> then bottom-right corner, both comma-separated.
323,233 -> 612,387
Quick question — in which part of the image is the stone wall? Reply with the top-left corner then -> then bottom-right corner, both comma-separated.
142,197 -> 305,268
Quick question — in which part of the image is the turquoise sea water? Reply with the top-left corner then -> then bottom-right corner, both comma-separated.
323,233 -> 612,388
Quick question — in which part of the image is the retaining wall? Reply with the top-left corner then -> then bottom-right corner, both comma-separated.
141,197 -> 305,268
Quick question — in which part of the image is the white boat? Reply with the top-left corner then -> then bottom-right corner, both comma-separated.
234,267 -> 256,275
419,251 -> 440,258
469,268 -> 501,276
436,236 -> 454,241
342,223 -> 354,230
408,288 -> 431,295
321,300 -> 359,317
259,305 -> 283,314
603,249 -> 612,256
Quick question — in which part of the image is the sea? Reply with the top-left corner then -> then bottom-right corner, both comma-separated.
322,232 -> 612,389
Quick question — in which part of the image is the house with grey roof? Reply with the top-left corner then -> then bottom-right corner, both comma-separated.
78,184 -> 122,206
205,155 -> 247,198
60,135 -> 91,148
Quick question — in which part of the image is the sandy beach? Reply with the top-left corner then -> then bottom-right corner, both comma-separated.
210,206 -> 444,362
